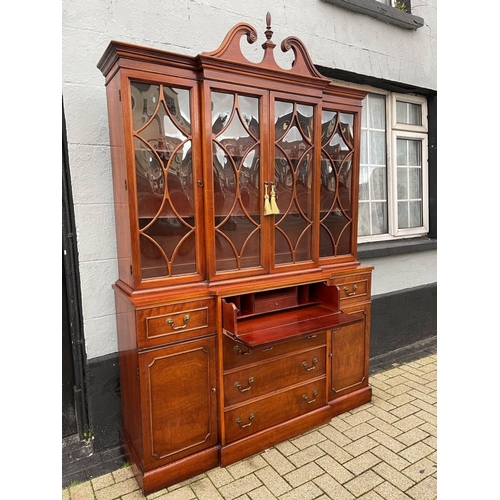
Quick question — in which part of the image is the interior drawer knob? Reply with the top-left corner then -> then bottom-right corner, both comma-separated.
343,284 -> 358,296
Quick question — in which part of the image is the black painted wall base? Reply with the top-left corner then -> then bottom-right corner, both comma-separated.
62,282 -> 437,489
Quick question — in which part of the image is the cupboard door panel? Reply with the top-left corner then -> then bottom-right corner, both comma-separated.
330,320 -> 367,398
140,337 -> 217,469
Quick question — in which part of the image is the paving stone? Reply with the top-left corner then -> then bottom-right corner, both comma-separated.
366,407 -> 399,424
287,444 -> 325,467
318,423 -> 353,446
218,474 -> 262,500
343,451 -> 381,475
283,461 -> 324,488
366,418 -> 403,438
247,485 -> 277,500
400,378 -> 433,394
112,466 -> 136,482
327,417 -> 353,433
396,427 -> 429,447
254,465 -> 292,496
227,455 -> 267,479
274,440 -> 300,456
419,422 -> 436,437
148,488 -> 169,498
390,403 -> 420,419
399,442 -> 434,464
406,475 -> 437,500
343,421 -> 377,440
96,478 -> 143,500
373,462 -> 415,491
69,480 -> 95,500
206,467 -> 234,488
344,469 -> 384,497
313,473 -> 355,500
315,455 -> 355,483
357,490 -> 386,500
290,429 -> 327,449
92,473 -> 115,491
393,414 -> 425,432
402,457 -> 437,482
371,445 -> 411,471
62,489 -> 71,500
317,439 -> 354,464
342,435 -> 378,457
122,491 -> 146,500
261,447 -> 295,475
411,398 -> 437,416
342,409 -> 374,427
278,480 -> 324,500
414,409 -> 436,426
384,375 -> 412,388
387,394 -> 416,407
189,478 -> 224,499
370,430 -> 406,452
374,480 -> 413,499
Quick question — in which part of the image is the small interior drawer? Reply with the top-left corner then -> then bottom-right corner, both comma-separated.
137,299 -> 216,348
329,273 -> 371,303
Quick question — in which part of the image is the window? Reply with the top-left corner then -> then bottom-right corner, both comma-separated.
358,91 -> 428,241
375,0 -> 411,13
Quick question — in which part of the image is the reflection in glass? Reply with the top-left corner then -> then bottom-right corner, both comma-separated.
211,91 -> 262,272
274,100 -> 314,265
319,109 -> 355,257
396,138 -> 423,229
131,81 -> 196,278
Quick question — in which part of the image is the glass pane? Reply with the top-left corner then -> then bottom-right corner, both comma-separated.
370,131 -> 386,165
370,166 -> 387,200
409,167 -> 421,198
212,91 -> 262,273
131,81 -> 198,279
397,167 -> 408,199
360,130 -> 368,164
359,165 -> 369,201
398,201 -> 409,228
339,113 -> 354,146
408,103 -> 422,125
358,202 -> 370,236
396,100 -> 407,124
275,101 -> 314,264
408,140 -> 421,166
369,94 -> 386,129
371,202 -> 388,234
397,139 -> 407,165
409,200 -> 423,227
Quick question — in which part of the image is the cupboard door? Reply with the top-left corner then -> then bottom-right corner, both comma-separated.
273,98 -> 317,266
329,305 -> 369,400
139,337 -> 217,469
130,80 -> 203,282
319,108 -> 358,259
209,89 -> 265,275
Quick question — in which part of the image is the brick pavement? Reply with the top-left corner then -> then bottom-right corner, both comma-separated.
62,352 -> 436,500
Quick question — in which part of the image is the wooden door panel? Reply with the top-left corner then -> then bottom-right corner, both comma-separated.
140,337 -> 217,469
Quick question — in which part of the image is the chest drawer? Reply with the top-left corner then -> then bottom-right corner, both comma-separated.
223,331 -> 326,370
224,378 -> 326,443
329,273 -> 371,304
137,299 -> 216,349
224,346 -> 326,406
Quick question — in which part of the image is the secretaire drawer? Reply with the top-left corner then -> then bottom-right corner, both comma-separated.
223,331 -> 326,371
329,273 -> 371,304
224,378 -> 326,444
137,299 -> 216,348
224,346 -> 326,406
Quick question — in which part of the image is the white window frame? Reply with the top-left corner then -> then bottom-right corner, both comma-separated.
355,89 -> 429,243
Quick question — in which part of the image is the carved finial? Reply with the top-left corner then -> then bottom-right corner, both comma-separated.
264,12 -> 273,42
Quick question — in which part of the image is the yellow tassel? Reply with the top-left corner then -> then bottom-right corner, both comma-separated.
264,182 -> 272,216
270,183 -> 280,215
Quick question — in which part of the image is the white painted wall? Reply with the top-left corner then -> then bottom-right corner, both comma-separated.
62,0 -> 437,359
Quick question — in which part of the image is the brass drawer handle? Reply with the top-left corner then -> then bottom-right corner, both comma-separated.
261,346 -> 274,352
302,357 -> 318,372
235,377 -> 254,393
343,284 -> 358,296
302,390 -> 318,404
234,345 -> 251,356
236,413 -> 255,428
165,314 -> 190,330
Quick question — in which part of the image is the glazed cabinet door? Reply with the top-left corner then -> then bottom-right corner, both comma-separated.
127,76 -> 205,286
206,85 -> 267,278
139,337 -> 218,470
